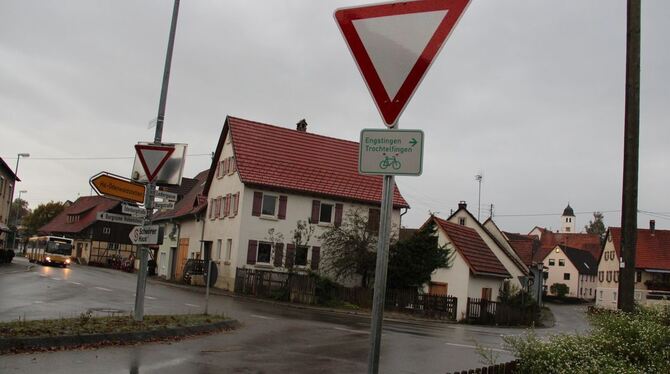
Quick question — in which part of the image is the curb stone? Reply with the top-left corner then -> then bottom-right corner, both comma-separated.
0,319 -> 239,354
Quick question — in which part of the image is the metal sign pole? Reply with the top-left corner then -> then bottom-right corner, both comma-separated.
205,259 -> 212,315
367,122 -> 397,374
133,0 -> 180,322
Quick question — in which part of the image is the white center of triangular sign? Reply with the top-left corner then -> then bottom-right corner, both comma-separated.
353,10 -> 448,100
139,149 -> 171,176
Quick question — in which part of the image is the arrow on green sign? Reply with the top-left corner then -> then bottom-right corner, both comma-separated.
409,138 -> 418,147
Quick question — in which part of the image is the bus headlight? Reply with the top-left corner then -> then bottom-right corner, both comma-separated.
45,257 -> 51,262
65,259 -> 71,264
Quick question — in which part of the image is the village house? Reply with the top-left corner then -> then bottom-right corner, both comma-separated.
153,169 -> 209,281
596,221 -> 670,309
199,116 -> 408,291
39,196 -> 138,265
0,157 -> 20,248
542,244 -> 597,299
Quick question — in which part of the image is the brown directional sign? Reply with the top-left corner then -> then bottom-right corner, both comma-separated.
90,172 -> 145,204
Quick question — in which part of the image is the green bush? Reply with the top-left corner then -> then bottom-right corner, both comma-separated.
504,306 -> 670,373
549,283 -> 569,298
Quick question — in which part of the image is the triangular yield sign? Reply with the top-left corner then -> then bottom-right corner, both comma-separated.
135,144 -> 175,182
335,0 -> 470,126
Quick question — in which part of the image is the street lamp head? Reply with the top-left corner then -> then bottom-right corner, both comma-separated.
19,190 -> 27,194
17,153 -> 30,158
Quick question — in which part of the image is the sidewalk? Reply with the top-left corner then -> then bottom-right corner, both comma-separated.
0,256 -> 33,275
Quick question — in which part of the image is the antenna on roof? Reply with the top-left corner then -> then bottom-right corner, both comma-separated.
475,172 -> 483,222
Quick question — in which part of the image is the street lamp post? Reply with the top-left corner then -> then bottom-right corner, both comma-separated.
8,153 -> 29,252
14,153 -> 30,176
11,190 -> 27,251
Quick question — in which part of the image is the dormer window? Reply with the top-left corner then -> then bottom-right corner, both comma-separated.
67,214 -> 80,223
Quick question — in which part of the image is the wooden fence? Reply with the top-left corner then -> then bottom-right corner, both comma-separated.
466,298 -> 537,326
234,268 -> 458,321
446,359 -> 520,374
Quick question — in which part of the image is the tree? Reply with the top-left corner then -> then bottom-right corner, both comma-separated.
584,211 -> 606,241
267,219 -> 315,270
550,283 -> 569,299
22,201 -> 66,237
386,220 -> 454,289
9,198 -> 30,228
320,209 -> 378,288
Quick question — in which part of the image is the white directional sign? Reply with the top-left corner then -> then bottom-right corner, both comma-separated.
155,190 -> 178,202
97,212 -> 144,226
359,129 -> 424,175
129,225 -> 160,245
122,204 -> 147,217
154,201 -> 175,210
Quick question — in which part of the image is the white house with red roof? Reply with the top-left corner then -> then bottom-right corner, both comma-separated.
201,116 -> 409,290
596,221 -> 670,309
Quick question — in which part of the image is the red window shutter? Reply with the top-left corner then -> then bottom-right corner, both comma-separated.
233,192 -> 239,215
231,157 -> 236,173
252,192 -> 262,216
310,200 -> 320,223
311,246 -> 320,271
216,161 -> 221,178
209,199 -> 215,219
225,193 -> 231,217
285,244 -> 295,268
334,203 -> 343,227
273,243 -> 284,267
217,197 -> 222,218
247,240 -> 257,265
278,195 -> 287,220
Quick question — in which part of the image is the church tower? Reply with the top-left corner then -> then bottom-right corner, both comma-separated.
560,204 -> 576,233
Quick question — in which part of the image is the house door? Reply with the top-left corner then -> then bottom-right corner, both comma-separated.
202,241 -> 212,262
481,287 -> 492,300
175,238 -> 189,280
169,247 -> 178,280
429,282 -> 448,296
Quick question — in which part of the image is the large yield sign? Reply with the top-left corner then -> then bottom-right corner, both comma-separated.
335,0 -> 470,126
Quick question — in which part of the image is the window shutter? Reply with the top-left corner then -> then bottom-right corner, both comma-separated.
209,199 -> 215,219
216,161 -> 221,178
252,192 -> 263,216
278,195 -> 287,220
311,246 -> 320,271
231,157 -> 236,173
233,192 -> 239,216
334,204 -> 343,227
224,158 -> 230,174
224,194 -> 231,217
285,244 -> 295,268
273,243 -> 284,267
310,200 -> 320,223
247,240 -> 257,265
216,197 -> 222,218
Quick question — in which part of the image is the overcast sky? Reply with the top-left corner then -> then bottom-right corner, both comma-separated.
1,0 -> 669,233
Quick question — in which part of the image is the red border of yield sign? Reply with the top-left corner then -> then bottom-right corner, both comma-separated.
135,144 -> 175,183
335,0 -> 470,126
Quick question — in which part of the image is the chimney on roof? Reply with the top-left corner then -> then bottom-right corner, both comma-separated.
296,119 -> 308,132
650,220 -> 655,234
458,201 -> 467,210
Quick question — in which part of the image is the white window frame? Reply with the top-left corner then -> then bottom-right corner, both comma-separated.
225,239 -> 232,261
261,194 -> 279,218
318,202 -> 335,225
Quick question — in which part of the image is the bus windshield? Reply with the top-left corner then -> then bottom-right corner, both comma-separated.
46,241 -> 73,255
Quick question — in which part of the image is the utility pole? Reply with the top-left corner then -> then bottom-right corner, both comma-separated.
134,0 -> 180,322
618,0 -> 640,313
475,174 -> 482,221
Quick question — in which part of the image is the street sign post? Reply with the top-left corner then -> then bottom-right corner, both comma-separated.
97,212 -> 144,226
335,0 -> 470,126
335,1 -> 470,373
122,204 -> 147,217
134,144 -> 175,182
155,190 -> 178,202
90,172 -> 146,204
129,225 -> 161,245
359,129 -> 424,175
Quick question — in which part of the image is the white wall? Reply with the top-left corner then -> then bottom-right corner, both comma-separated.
543,246 -> 580,297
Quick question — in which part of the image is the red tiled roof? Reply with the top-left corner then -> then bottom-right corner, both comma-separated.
434,217 -> 510,277
504,232 -> 539,267
609,227 -> 670,271
39,196 -> 119,234
204,116 -> 409,208
533,228 -> 601,263
0,157 -> 20,182
153,169 -> 209,222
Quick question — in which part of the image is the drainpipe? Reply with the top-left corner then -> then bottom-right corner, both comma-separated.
400,207 -> 408,229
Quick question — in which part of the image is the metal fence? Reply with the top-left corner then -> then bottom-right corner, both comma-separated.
466,298 -> 537,326
446,359 -> 520,374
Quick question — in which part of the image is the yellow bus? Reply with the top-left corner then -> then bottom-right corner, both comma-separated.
27,236 -> 73,267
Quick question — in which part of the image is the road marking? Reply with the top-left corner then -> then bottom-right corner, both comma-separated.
69,281 -> 83,285
444,342 -> 509,353
51,277 -> 61,281
184,303 -> 200,308
39,274 -> 48,277
333,327 -> 369,334
145,296 -> 157,300
95,287 -> 113,292
33,301 -> 44,304
250,314 -> 276,320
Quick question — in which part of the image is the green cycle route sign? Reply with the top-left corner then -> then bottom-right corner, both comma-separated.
358,129 -> 424,176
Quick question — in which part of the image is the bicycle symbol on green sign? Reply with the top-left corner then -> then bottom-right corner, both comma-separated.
379,153 -> 401,170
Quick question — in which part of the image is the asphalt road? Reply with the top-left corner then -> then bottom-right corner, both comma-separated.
0,258 -> 589,373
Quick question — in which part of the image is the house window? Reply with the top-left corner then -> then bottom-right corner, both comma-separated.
367,208 -> 380,234
319,203 -> 333,224
614,271 -> 619,283
613,291 -> 617,301
635,271 -> 642,283
295,246 -> 308,267
458,217 -> 466,226
599,271 -> 604,282
543,272 -> 548,280
548,259 -> 555,266
606,271 -> 612,282
257,242 -> 272,264
599,290 -> 603,300
481,288 -> 492,300
261,195 -> 278,216
225,239 -> 232,261
589,288 -> 592,296
103,227 -> 111,235
565,227 -> 571,232
559,259 -> 565,266
230,193 -> 238,217
564,273 -> 570,280
216,239 -> 222,260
